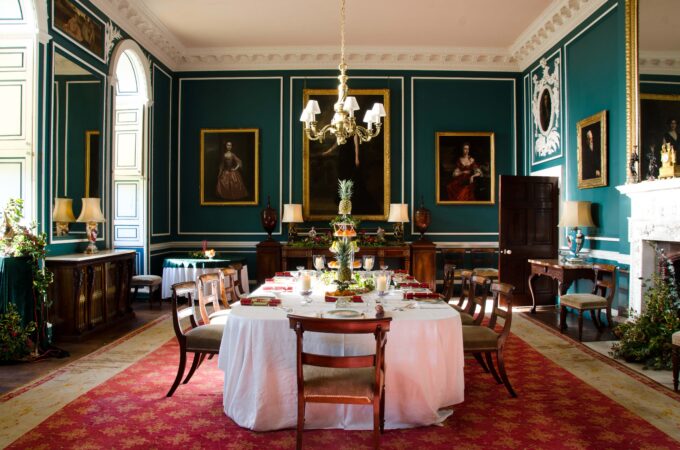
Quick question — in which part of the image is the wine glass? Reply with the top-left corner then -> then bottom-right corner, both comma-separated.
363,255 -> 375,271
313,255 -> 325,277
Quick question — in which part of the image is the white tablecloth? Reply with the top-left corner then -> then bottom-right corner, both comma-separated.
217,288 -> 464,431
161,265 -> 249,299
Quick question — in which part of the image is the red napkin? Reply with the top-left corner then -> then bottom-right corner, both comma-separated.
351,295 -> 363,303
404,275 -> 415,280
324,295 -> 337,302
268,299 -> 282,306
265,278 -> 275,283
394,269 -> 408,274
275,271 -> 292,277
405,292 -> 442,300
398,282 -> 428,288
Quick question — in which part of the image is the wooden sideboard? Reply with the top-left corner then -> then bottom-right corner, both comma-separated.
256,242 -> 437,288
46,250 -> 135,339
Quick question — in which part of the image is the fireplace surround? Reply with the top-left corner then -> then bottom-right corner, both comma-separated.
617,178 -> 680,314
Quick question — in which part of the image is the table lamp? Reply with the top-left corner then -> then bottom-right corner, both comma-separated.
282,203 -> 303,241
388,203 -> 409,242
77,197 -> 105,254
557,201 -> 595,262
53,198 -> 76,236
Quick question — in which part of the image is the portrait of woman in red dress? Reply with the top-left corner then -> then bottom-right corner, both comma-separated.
436,132 -> 495,205
446,143 -> 482,201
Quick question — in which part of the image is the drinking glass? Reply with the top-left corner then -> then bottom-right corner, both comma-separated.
363,255 -> 375,271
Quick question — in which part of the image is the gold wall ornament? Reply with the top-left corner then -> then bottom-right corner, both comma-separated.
659,143 -> 679,179
625,0 -> 639,184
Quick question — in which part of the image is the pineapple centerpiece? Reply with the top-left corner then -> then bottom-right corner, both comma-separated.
330,179 -> 359,282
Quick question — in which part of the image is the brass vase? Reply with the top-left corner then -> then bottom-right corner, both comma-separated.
261,196 -> 277,240
414,196 -> 431,240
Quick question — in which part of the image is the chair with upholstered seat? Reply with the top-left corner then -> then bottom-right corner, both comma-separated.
559,263 -> 616,341
457,274 -> 491,326
131,274 -> 162,308
441,265 -> 455,301
167,281 -> 224,397
673,331 -> 679,392
228,262 -> 247,297
288,314 -> 392,450
462,281 -> 516,397
197,272 -> 231,325
449,270 -> 473,313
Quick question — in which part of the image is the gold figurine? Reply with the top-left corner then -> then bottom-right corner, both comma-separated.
659,143 -> 679,179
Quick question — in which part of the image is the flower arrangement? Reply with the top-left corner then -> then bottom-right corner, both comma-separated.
189,240 -> 216,259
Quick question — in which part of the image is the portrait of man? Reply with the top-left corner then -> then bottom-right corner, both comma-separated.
577,111 -> 607,189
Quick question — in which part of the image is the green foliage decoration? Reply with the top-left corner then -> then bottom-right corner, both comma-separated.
0,303 -> 36,361
610,252 -> 680,370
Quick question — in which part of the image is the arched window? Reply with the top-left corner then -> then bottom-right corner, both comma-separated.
110,41 -> 151,273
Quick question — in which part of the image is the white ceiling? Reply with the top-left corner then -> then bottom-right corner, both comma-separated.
92,0 -> 677,72
141,0 -> 552,49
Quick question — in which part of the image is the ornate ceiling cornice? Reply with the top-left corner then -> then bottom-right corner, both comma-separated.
90,0 -> 609,73
639,52 -> 680,76
510,0 -> 608,71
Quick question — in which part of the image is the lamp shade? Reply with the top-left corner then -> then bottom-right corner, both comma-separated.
281,204 -> 303,223
53,198 -> 76,222
387,203 -> 409,223
77,197 -> 105,223
557,201 -> 595,228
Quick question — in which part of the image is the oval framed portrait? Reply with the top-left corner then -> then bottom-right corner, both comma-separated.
539,88 -> 553,132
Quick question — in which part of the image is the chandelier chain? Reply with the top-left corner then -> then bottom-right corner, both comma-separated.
340,0 -> 346,67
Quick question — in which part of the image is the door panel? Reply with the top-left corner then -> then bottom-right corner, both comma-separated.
499,175 -> 558,307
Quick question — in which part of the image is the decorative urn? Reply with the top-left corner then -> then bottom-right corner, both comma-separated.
261,196 -> 278,239
414,196 -> 431,239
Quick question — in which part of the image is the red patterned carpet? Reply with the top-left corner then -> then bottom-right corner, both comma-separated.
5,331 -> 680,450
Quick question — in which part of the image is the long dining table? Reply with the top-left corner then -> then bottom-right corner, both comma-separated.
217,277 -> 465,431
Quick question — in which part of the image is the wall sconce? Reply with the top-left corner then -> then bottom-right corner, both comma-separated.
76,197 -> 105,254
388,203 -> 409,242
52,198 -> 75,236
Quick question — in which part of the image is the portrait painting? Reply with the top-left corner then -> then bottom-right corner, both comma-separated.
53,0 -> 105,60
576,111 -> 607,189
200,129 -> 259,206
302,89 -> 390,220
539,88 -> 552,132
640,94 -> 680,180
435,132 -> 495,205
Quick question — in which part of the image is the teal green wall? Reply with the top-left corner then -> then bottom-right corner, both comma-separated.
522,0 -> 630,261
640,74 -> 680,95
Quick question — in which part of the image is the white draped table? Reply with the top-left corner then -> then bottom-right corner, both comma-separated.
217,287 -> 465,431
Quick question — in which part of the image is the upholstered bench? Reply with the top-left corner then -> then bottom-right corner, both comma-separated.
131,275 -> 163,308
673,331 -> 679,392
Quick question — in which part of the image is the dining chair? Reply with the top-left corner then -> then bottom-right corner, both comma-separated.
559,263 -> 617,341
197,272 -> 230,325
287,314 -> 392,450
167,281 -> 224,397
449,270 -> 473,313
219,267 -> 241,305
462,281 -> 517,397
229,262 -> 247,297
441,265 -> 455,300
458,274 -> 491,326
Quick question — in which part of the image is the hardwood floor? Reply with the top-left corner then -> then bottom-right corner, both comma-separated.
522,306 -> 619,342
0,301 -> 169,394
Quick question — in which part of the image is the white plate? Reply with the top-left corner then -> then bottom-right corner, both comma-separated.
323,309 -> 363,319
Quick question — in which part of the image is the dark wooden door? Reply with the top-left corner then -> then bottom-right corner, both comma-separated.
498,175 -> 558,307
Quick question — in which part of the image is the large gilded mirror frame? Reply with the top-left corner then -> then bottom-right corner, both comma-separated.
625,0 -> 638,184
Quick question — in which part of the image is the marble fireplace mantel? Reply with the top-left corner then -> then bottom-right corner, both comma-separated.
617,178 -> 680,314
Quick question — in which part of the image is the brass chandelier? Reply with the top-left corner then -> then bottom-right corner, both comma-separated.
299,0 -> 386,146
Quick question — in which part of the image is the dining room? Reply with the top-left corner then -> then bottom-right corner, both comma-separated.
1,0 -> 680,448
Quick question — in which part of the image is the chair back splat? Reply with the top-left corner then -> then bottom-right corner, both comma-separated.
197,272 -> 226,325
287,315 -> 392,449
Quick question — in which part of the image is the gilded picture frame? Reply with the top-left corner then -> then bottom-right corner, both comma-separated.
302,88 -> 390,220
200,128 -> 259,206
577,111 -> 608,189
85,130 -> 100,197
435,132 -> 495,205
